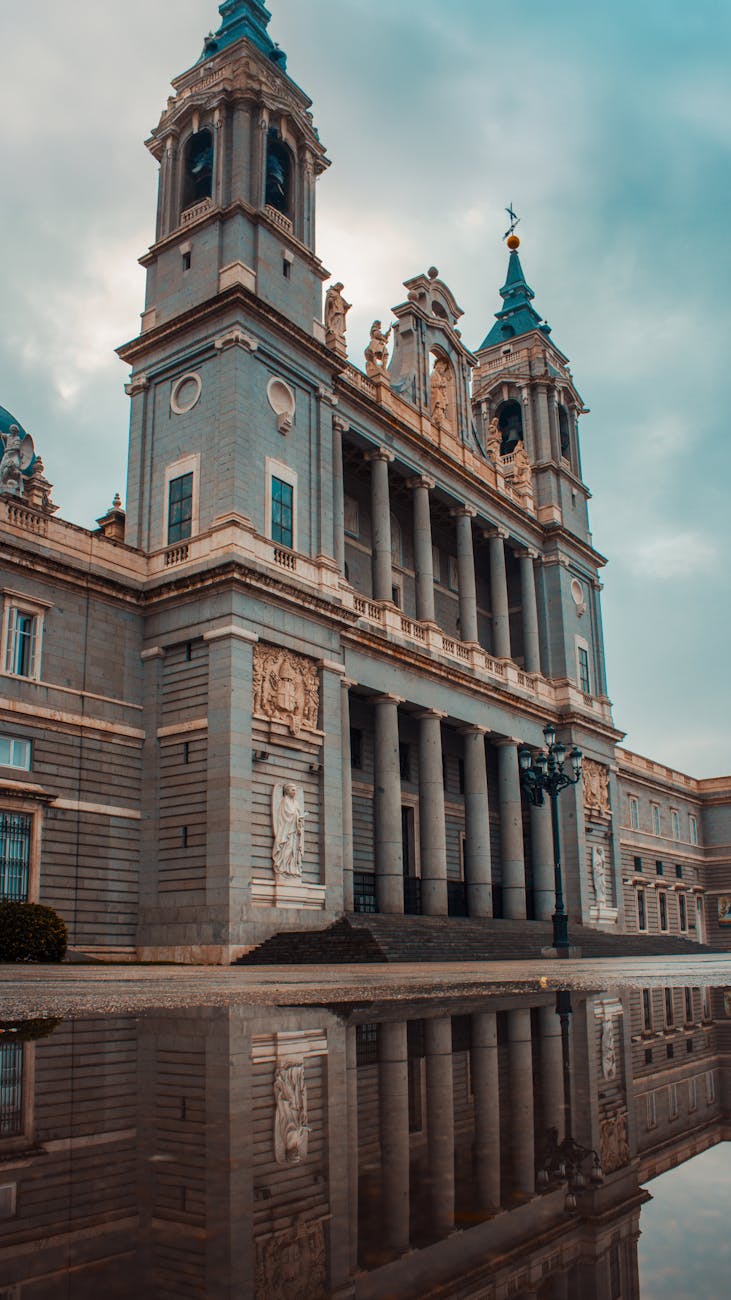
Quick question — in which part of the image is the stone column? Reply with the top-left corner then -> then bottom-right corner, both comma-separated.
379,1022 -> 411,1256
519,549 -> 541,674
409,475 -> 436,623
549,390 -> 562,461
373,694 -> 404,914
508,1009 -> 535,1197
425,1017 -> 455,1236
534,385 -> 552,462
333,416 -> 348,574
488,527 -> 511,660
369,449 -> 395,602
471,1012 -> 501,1211
452,506 -> 479,643
496,741 -> 526,920
341,680 -> 355,912
417,710 -> 448,916
521,384 -> 537,461
538,1004 -> 565,1139
461,726 -> 493,918
531,800 -> 555,922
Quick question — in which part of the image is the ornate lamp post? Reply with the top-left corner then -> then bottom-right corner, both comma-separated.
537,991 -> 604,1211
518,723 -> 582,951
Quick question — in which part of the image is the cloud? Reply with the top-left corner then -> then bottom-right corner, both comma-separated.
628,531 -> 720,580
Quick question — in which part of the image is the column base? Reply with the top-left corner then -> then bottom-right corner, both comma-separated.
541,945 -> 583,961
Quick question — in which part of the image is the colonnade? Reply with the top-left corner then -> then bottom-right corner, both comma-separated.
343,687 -> 557,921
332,429 -> 543,674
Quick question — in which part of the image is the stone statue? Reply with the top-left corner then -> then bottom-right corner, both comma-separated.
0,425 -> 23,496
430,355 -> 451,429
601,1018 -> 617,1081
512,438 -> 533,498
486,416 -> 502,463
325,282 -> 351,355
364,320 -> 391,377
272,782 -> 308,878
274,1063 -> 310,1165
592,844 -> 608,907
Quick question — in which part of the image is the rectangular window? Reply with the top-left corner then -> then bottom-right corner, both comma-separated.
0,737 -> 31,771
399,744 -> 411,782
629,796 -> 640,830
679,894 -> 687,932
343,495 -> 360,538
577,645 -> 591,694
271,475 -> 294,548
702,987 -> 711,1021
666,1042 -> 674,1060
705,1071 -> 716,1105
668,1084 -> 679,1120
664,987 -> 674,1026
671,809 -> 680,840
659,892 -> 668,931
0,813 -> 31,903
675,863 -> 683,880
689,815 -> 698,846
633,855 -> 643,873
637,889 -> 647,931
652,804 -> 661,836
642,988 -> 653,1032
684,987 -> 693,1022
646,1091 -> 656,1130
688,1077 -> 697,1111
350,728 -> 363,770
0,1043 -> 24,1138
656,860 -> 664,876
4,607 -> 40,680
167,472 -> 194,545
644,1048 -> 653,1065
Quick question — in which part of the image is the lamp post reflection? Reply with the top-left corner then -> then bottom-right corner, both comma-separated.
537,991 -> 604,1211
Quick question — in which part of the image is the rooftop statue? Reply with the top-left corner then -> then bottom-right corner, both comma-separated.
430,356 -> 451,430
365,320 -> 391,379
0,425 -> 24,497
486,416 -> 502,463
325,282 -> 351,357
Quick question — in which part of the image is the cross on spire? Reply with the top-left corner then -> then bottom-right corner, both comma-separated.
503,204 -> 520,241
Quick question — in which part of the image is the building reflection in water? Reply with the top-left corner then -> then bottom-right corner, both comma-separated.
0,985 -> 729,1298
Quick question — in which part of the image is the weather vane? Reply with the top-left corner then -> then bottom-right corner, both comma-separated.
503,204 -> 521,241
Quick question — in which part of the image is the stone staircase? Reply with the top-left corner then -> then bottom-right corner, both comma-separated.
235,913 -> 726,965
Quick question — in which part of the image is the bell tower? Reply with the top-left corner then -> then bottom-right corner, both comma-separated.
120,0 -> 332,551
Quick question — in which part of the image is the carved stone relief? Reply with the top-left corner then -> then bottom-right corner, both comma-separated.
601,1017 -> 617,1081
255,1218 -> 327,1300
253,644 -> 319,736
272,783 -> 307,879
600,1112 -> 630,1173
274,1062 -> 310,1165
583,759 -> 611,819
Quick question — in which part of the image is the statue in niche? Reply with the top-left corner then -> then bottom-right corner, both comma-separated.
325,282 -> 351,355
253,644 -> 319,737
583,759 -> 611,818
512,438 -> 533,500
601,1018 -> 617,1081
0,425 -> 24,496
272,782 -> 308,879
364,320 -> 391,377
592,844 -> 608,907
274,1062 -> 311,1165
486,416 -> 502,463
430,355 -> 451,429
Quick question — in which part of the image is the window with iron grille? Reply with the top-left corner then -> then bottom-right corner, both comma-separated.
271,475 -> 294,548
355,1023 -> 378,1068
167,472 -> 194,545
642,988 -> 653,1032
4,608 -> 40,679
353,872 -> 376,914
0,814 -> 31,903
0,1043 -> 23,1138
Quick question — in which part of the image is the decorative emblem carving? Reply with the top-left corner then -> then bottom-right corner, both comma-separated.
255,1218 -> 327,1300
592,844 -> 609,907
253,645 -> 319,736
272,783 -> 308,879
274,1063 -> 311,1165
601,1017 -> 617,1081
364,319 -> 391,377
583,759 -> 611,819
600,1112 -> 630,1173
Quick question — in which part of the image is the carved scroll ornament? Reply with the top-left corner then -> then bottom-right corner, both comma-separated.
583,758 -> 611,819
253,644 -> 319,736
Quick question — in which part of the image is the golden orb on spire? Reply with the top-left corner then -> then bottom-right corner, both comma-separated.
507,233 -> 521,251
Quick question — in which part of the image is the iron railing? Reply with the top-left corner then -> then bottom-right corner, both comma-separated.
0,813 -> 31,903
0,1043 -> 23,1138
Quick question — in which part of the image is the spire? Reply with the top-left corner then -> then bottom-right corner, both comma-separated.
479,232 -> 551,350
201,0 -> 287,69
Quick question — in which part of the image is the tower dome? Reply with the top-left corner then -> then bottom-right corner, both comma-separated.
0,404 -> 28,442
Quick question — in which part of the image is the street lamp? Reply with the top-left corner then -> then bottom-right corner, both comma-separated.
518,723 -> 582,951
537,991 -> 604,1211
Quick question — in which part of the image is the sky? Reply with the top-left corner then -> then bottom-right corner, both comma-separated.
0,0 -> 729,778
638,1144 -> 731,1298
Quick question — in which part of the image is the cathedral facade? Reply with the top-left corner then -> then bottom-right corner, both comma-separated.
1,0 -> 729,962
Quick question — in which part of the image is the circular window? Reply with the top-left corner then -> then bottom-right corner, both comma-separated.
571,578 -> 584,606
170,372 -> 202,415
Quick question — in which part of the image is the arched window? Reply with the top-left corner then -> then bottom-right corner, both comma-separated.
496,399 -> 523,454
182,130 -> 214,210
265,130 -> 292,215
558,405 -> 572,461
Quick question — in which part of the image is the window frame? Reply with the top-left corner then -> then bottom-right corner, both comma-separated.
629,795 -> 640,830
658,891 -> 669,932
163,454 -> 200,550
0,800 -> 41,905
689,815 -> 698,846
671,808 -> 680,840
678,892 -> 687,932
1,594 -> 51,684
651,803 -> 661,836
0,736 -> 31,772
637,888 -> 647,932
265,457 -> 298,552
575,636 -> 591,694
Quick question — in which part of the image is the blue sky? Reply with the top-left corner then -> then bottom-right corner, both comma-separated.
1,0 -> 729,776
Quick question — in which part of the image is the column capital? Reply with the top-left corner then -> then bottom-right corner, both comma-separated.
333,414 -> 350,434
458,723 -> 490,737
414,708 -> 448,721
341,676 -> 358,691
318,385 -> 339,407
484,524 -> 509,542
366,447 -> 395,465
493,735 -> 523,749
450,503 -> 477,520
372,693 -> 405,706
407,474 -> 436,491
514,544 -> 539,561
318,658 -> 347,676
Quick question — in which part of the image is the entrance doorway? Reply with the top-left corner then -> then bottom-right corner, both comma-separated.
402,806 -> 422,914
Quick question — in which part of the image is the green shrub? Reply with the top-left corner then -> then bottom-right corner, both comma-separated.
0,902 -> 68,963
0,1017 -> 62,1042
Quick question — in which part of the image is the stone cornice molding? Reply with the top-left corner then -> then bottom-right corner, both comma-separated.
203,625 -> 259,644
125,373 -> 150,396
214,327 -> 259,354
